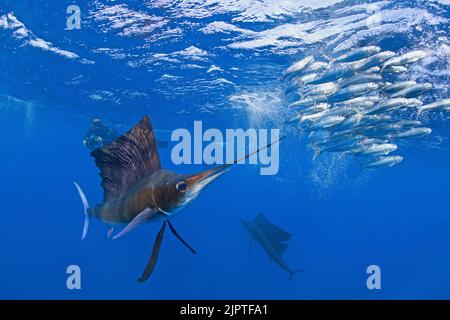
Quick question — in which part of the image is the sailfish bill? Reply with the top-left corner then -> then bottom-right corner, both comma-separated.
74,115 -> 285,282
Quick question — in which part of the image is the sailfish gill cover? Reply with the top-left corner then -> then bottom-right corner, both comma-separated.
1,0 -> 450,299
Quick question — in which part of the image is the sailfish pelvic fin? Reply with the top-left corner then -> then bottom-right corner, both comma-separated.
138,222 -> 167,283
167,221 -> 197,255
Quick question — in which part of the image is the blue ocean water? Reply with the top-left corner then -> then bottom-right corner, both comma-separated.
1,0 -> 450,299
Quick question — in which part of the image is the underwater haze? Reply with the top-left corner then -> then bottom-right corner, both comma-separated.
1,0 -> 450,299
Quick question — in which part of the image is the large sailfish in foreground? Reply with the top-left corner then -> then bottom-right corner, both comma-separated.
75,115 -> 283,282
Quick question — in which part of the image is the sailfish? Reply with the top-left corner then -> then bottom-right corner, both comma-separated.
74,115 -> 283,282
241,213 -> 304,280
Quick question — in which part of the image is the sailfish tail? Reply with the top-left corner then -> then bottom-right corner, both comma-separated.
289,268 -> 307,281
310,144 -> 321,161
74,182 -> 90,240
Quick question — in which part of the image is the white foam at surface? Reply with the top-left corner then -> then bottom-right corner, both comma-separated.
430,0 -> 450,5
213,78 -> 234,85
182,64 -> 206,69
334,1 -> 389,15
200,21 -> 257,35
158,74 -> 183,81
28,38 -> 80,59
150,45 -> 210,66
207,65 -> 224,73
176,46 -> 209,60
85,0 -> 450,96
91,3 -> 168,37
147,0 -> 346,22
223,8 -> 446,52
0,12 -> 86,61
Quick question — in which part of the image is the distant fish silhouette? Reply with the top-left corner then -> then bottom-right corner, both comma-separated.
241,213 -> 304,280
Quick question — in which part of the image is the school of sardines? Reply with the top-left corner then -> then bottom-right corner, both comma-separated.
284,46 -> 450,169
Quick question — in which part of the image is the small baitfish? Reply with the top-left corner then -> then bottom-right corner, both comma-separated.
332,46 -> 381,63
395,127 -> 432,139
390,83 -> 433,99
328,83 -> 380,103
354,51 -> 396,72
361,156 -> 404,169
417,99 -> 450,116
306,115 -> 346,131
382,50 -> 428,69
354,143 -> 398,157
285,56 -> 315,78
383,81 -> 417,94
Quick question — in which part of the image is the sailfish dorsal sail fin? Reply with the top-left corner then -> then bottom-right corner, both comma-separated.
254,213 -> 292,242
91,115 -> 161,202
271,241 -> 289,257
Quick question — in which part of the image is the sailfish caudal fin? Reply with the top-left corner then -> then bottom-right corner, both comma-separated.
74,182 -> 90,240
310,144 -> 322,161
289,269 -> 307,281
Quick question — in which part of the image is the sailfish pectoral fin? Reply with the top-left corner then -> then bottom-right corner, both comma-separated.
112,208 -> 155,240
107,227 -> 114,239
138,222 -> 167,283
167,221 -> 197,255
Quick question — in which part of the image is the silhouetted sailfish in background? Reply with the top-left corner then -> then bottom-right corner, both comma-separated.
241,213 -> 304,280
74,116 -> 284,282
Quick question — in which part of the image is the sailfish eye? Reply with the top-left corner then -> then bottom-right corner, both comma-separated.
176,181 -> 188,193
